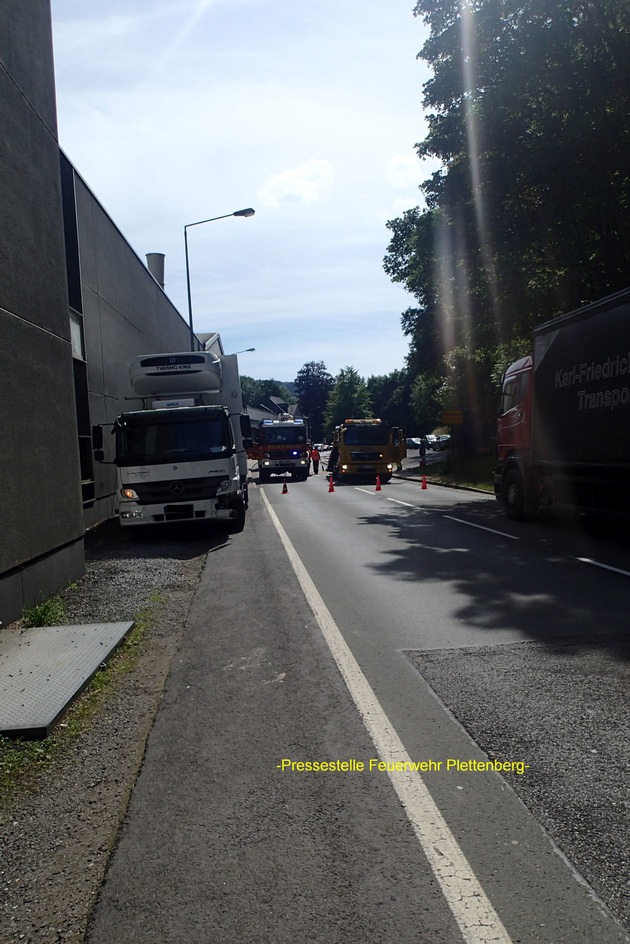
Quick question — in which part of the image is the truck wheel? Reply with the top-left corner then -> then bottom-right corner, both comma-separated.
227,496 -> 246,533
504,468 -> 525,520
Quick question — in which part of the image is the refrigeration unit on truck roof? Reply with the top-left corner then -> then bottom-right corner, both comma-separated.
129,352 -> 223,404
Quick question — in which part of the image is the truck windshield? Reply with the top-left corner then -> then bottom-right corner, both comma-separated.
261,428 -> 306,444
343,427 -> 390,445
117,413 -> 232,465
500,372 -> 528,415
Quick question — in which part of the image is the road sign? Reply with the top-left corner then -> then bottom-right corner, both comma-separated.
441,409 -> 464,425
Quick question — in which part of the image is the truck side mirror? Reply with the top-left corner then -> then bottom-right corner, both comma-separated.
242,437 -> 253,450
93,449 -> 105,462
92,425 -> 104,449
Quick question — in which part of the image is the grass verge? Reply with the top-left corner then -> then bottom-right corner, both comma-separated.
22,593 -> 66,627
417,453 -> 495,491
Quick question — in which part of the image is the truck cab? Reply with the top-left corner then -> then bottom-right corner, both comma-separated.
251,416 -> 310,482
328,418 -> 404,483
496,356 -> 532,461
494,356 -> 533,518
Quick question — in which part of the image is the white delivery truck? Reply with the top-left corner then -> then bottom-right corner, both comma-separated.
95,351 -> 251,531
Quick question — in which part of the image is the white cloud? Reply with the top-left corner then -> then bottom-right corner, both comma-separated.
257,159 -> 334,209
386,154 -> 422,190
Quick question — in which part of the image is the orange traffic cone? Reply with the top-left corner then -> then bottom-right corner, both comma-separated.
328,475 -> 335,493
282,478 -> 288,494
421,475 -> 428,490
375,475 -> 382,491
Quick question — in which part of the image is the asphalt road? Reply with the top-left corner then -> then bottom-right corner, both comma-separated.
87,471 -> 630,943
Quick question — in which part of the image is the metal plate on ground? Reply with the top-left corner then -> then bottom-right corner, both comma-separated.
0,621 -> 134,738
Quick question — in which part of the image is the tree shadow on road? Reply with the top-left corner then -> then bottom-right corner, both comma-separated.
355,491 -> 630,662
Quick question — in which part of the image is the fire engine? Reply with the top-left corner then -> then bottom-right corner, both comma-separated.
249,415 -> 310,482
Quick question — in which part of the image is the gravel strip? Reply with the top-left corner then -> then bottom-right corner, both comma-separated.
0,520 -> 210,944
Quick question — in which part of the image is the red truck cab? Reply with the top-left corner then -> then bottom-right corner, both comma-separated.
494,355 -> 534,518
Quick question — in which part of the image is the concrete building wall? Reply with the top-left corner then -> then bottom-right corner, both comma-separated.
0,1 -> 86,624
0,3 -> 200,624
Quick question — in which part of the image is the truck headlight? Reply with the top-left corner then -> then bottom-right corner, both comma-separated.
122,487 -> 138,499
216,478 -> 231,494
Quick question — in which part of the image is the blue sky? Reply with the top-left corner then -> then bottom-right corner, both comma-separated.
50,0 -> 433,383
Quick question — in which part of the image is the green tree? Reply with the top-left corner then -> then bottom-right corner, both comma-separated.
366,370 -> 415,433
410,373 -> 442,436
414,0 -> 630,324
241,376 -> 294,407
323,367 -> 372,434
240,375 -> 258,406
294,361 -> 334,440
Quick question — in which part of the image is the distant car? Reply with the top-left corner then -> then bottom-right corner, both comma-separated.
405,437 -> 424,451
433,435 -> 451,450
424,434 -> 438,448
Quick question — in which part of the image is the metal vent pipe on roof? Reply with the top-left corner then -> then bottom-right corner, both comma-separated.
146,252 -> 165,289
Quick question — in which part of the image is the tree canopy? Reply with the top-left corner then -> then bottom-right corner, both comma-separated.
248,364 -> 443,440
294,361 -> 335,440
366,370 -> 415,433
240,376 -> 295,407
323,367 -> 373,434
384,0 -> 630,442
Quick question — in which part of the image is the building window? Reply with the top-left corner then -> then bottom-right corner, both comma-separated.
70,310 -> 84,358
70,314 -> 95,507
60,154 -> 83,313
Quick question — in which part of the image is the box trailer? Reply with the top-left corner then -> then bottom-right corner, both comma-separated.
494,287 -> 630,519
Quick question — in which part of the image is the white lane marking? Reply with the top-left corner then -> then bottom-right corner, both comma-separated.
354,488 -> 420,509
443,519 -> 630,574
577,557 -> 630,578
443,515 -> 520,541
260,489 -> 514,944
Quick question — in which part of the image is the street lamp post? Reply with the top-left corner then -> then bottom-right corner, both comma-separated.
184,207 -> 255,352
